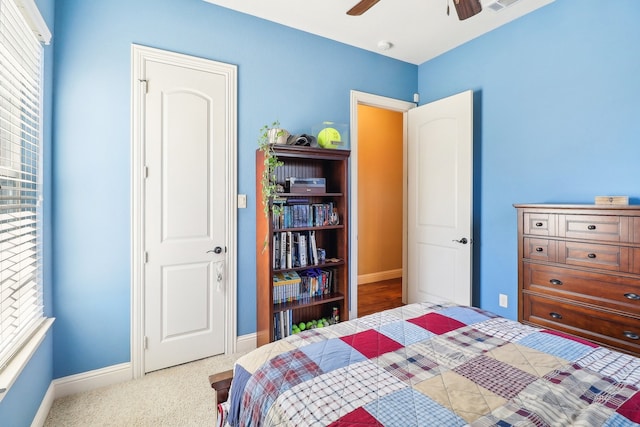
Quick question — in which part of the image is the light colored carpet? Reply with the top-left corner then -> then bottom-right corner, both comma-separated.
44,352 -> 245,427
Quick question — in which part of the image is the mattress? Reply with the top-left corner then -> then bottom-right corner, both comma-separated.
219,302 -> 640,426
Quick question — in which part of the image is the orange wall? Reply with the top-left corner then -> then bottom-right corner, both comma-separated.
357,105 -> 403,279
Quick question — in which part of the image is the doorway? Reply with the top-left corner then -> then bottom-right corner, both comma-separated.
131,45 -> 238,377
356,105 -> 404,315
349,91 -> 415,318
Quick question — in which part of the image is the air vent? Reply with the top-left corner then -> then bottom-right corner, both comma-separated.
486,0 -> 520,11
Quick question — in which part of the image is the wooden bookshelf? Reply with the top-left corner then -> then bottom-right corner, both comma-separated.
256,145 -> 350,346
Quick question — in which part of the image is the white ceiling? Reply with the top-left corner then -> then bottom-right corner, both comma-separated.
202,0 -> 554,65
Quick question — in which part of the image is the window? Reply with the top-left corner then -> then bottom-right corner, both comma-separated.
0,0 -> 49,388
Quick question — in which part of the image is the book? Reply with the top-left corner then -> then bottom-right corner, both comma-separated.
309,230 -> 318,265
286,231 -> 293,268
279,231 -> 286,270
298,233 -> 308,267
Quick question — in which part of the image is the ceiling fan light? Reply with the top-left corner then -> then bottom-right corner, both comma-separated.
377,40 -> 393,50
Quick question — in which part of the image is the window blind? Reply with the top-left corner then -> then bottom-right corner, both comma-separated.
0,0 -> 44,371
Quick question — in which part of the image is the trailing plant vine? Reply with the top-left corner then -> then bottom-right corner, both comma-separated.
258,121 -> 284,250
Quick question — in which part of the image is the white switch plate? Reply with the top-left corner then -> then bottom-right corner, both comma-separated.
499,293 -> 508,308
237,194 -> 247,209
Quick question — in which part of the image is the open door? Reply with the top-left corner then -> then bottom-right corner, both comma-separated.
407,90 -> 473,305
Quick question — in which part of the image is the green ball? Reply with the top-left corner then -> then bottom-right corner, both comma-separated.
298,322 -> 306,331
317,127 -> 341,149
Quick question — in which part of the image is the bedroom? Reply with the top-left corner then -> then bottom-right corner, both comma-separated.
1,0 -> 640,425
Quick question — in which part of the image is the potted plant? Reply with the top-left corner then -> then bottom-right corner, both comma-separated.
258,121 -> 285,250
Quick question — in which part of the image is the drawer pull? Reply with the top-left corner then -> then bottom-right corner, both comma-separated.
624,293 -> 640,300
587,253 -> 596,259
549,279 -> 563,286
587,225 -> 596,230
549,312 -> 563,320
536,247 -> 543,252
535,222 -> 543,227
623,331 -> 640,340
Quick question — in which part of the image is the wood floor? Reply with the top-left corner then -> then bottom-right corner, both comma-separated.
357,278 -> 403,317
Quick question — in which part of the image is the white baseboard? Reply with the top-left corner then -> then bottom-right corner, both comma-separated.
235,332 -> 256,354
358,269 -> 402,285
54,362 -> 133,399
31,382 -> 54,427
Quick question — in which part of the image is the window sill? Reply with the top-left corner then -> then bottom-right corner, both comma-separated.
0,317 -> 54,403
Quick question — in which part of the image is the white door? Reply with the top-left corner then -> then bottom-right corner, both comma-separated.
407,90 -> 473,306
142,56 -> 229,372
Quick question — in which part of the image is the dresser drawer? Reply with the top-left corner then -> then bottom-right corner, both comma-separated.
559,214 -> 626,242
522,294 -> 640,355
522,263 -> 640,313
523,238 -> 557,262
524,213 -> 556,236
559,241 -> 629,272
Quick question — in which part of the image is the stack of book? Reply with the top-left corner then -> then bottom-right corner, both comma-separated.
272,268 -> 336,305
273,309 -> 293,340
272,202 -> 335,229
273,230 -> 320,270
272,271 -> 301,304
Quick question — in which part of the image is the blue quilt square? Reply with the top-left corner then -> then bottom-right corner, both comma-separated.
439,306 -> 492,326
379,320 -> 435,346
516,332 -> 594,361
364,387 -> 466,427
300,338 -> 366,373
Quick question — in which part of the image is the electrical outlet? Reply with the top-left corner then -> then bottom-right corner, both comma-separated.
499,294 -> 508,308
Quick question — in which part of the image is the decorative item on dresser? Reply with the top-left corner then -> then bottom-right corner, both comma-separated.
515,204 -> 640,356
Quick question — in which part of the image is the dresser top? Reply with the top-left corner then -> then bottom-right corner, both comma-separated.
514,203 -> 640,211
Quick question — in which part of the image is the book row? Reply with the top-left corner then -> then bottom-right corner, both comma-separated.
272,268 -> 336,305
272,202 -> 337,229
273,230 -> 326,270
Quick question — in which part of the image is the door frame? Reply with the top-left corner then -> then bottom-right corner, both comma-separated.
130,44 -> 238,378
349,91 -> 415,318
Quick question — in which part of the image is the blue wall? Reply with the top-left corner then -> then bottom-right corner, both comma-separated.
50,0 -> 416,379
418,0 -> 640,318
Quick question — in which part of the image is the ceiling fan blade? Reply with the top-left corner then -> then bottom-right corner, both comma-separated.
453,0 -> 482,20
347,0 -> 380,16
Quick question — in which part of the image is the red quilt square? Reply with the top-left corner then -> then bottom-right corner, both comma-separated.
328,407 -> 383,426
407,312 -> 465,335
340,329 -> 403,359
618,391 -> 640,423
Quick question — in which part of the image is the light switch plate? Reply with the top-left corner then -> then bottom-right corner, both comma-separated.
238,194 -> 247,209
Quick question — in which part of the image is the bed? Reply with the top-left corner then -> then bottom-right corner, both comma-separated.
215,301 -> 640,426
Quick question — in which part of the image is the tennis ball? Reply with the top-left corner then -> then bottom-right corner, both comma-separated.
317,127 -> 341,149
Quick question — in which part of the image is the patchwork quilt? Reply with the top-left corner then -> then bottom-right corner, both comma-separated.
219,302 -> 640,426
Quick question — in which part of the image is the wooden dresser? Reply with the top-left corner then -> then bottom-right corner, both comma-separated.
515,204 -> 640,356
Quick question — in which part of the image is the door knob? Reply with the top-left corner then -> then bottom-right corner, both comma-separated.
452,237 -> 468,244
207,246 -> 223,254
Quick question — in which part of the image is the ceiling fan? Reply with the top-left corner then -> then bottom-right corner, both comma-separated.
346,0 -> 482,20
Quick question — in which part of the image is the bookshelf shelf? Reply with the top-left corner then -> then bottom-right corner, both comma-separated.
273,259 -> 345,274
273,292 -> 346,313
256,145 -> 350,345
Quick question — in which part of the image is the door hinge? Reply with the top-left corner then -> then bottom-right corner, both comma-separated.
139,78 -> 148,94
143,336 -> 148,350
144,252 -> 149,263
144,166 -> 149,179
